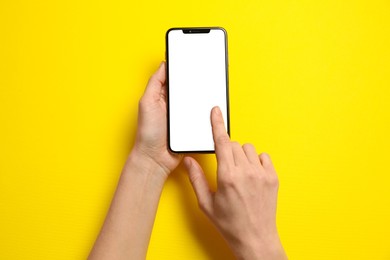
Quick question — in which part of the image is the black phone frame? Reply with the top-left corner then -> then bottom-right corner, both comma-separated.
165,27 -> 230,153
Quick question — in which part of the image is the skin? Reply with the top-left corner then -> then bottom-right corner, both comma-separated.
89,62 -> 287,260
184,107 -> 286,260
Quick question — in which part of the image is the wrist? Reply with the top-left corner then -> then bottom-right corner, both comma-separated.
233,234 -> 287,260
123,148 -> 169,187
132,143 -> 174,177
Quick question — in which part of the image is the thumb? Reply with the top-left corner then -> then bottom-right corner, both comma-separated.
142,62 -> 166,101
183,157 -> 213,214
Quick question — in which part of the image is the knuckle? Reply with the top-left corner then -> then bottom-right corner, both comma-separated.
247,168 -> 258,180
219,171 -> 235,188
214,114 -> 224,123
267,174 -> 279,187
216,134 -> 230,144
257,171 -> 267,182
222,176 -> 235,188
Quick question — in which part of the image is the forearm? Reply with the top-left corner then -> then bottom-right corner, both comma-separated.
89,150 -> 167,260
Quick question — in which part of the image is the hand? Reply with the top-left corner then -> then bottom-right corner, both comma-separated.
183,107 -> 287,260
132,62 -> 182,178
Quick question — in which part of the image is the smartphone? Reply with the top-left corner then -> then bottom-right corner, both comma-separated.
166,27 -> 229,153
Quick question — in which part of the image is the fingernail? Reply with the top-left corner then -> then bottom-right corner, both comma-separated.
214,106 -> 221,115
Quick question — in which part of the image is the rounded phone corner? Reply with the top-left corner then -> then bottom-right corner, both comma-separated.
166,27 -> 175,37
168,143 -> 180,154
216,26 -> 227,35
166,27 -> 182,38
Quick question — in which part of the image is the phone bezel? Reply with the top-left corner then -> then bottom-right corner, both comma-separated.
165,27 -> 230,153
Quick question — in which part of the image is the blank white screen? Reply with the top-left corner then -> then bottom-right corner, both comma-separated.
167,28 -> 228,152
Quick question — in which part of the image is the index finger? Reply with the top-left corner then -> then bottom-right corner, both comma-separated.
211,106 -> 233,164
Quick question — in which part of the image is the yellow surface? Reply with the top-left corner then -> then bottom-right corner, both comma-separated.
1,0 -> 389,259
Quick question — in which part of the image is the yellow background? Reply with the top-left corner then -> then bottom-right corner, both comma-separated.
1,0 -> 389,259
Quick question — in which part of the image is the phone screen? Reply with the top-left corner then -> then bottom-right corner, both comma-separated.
166,27 -> 229,153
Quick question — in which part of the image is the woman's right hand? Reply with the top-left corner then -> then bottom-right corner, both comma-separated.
183,106 -> 287,260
